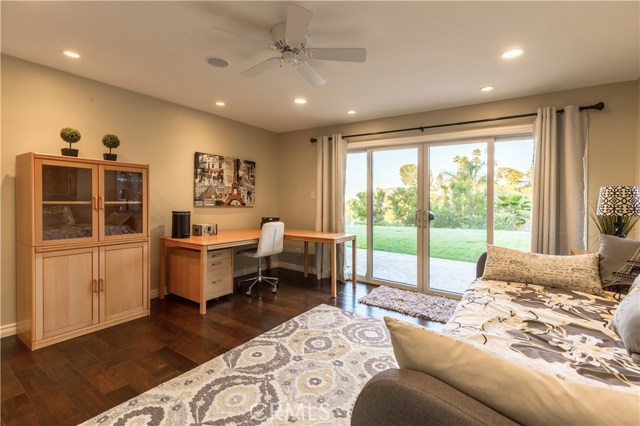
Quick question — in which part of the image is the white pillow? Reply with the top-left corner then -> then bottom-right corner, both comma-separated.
384,316 -> 639,426
482,245 -> 603,294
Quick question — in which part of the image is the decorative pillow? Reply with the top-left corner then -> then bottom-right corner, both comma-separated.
106,211 -> 132,226
482,245 -> 603,295
612,284 -> 640,358
42,204 -> 76,227
599,235 -> 640,292
384,316 -> 639,426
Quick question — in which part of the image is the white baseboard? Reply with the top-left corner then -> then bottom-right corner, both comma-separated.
277,261 -> 317,275
1,323 -> 17,338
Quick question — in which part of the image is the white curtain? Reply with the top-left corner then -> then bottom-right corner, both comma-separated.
531,105 -> 589,255
315,134 -> 347,281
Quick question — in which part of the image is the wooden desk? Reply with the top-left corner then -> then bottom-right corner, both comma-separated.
159,229 -> 356,313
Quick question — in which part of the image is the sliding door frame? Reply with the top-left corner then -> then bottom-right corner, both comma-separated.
348,124 -> 532,295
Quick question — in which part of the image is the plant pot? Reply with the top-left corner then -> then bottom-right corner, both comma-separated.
103,153 -> 117,161
61,148 -> 78,157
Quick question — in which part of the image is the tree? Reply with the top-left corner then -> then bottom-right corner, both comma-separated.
399,164 -> 417,186
372,188 -> 387,224
347,189 -> 388,224
347,192 -> 367,223
430,149 -> 487,229
387,185 -> 417,226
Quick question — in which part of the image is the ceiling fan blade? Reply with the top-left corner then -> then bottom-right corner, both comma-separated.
241,57 -> 281,77
306,48 -> 367,63
285,4 -> 313,46
210,27 -> 275,50
296,62 -> 326,87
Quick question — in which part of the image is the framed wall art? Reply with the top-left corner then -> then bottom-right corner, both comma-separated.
194,152 -> 256,207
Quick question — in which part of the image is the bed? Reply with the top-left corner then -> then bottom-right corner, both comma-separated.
352,245 -> 640,426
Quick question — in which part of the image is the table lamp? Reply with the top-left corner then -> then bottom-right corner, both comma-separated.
595,185 -> 640,238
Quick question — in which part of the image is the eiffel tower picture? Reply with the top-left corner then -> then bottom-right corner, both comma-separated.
194,152 -> 255,207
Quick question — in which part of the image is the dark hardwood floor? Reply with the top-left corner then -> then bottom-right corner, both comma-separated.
1,269 -> 441,426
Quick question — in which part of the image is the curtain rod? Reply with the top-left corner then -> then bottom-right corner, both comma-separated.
309,102 -> 604,143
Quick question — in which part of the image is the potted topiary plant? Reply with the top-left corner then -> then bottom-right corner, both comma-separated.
60,127 -> 81,157
102,134 -> 120,161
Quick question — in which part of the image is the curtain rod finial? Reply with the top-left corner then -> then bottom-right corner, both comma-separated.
310,138 -> 317,144
594,102 -> 605,111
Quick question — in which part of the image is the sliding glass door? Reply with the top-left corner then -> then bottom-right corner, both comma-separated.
345,134 -> 533,295
371,148 -> 419,286
427,143 -> 488,293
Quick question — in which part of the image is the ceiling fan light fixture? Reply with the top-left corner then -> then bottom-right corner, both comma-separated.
206,57 -> 230,68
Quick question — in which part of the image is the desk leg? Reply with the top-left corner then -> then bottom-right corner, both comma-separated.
199,246 -> 207,315
330,242 -> 337,298
159,240 -> 166,299
352,237 -> 357,289
304,242 -> 309,278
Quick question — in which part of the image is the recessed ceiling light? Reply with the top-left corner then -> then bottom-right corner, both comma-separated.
481,86 -> 494,92
215,101 -> 225,107
206,57 -> 230,68
501,49 -> 523,59
294,98 -> 307,105
347,110 -> 356,115
62,50 -> 80,59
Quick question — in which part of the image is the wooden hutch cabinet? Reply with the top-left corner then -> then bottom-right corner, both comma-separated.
16,153 -> 150,350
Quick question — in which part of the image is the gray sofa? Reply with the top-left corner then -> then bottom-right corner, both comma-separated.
351,253 -> 518,426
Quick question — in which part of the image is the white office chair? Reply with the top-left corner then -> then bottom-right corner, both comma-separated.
237,221 -> 284,296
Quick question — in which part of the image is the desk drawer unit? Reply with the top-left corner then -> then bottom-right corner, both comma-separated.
205,249 -> 232,299
167,247 -> 233,304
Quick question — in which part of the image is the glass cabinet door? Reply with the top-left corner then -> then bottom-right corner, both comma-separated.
100,166 -> 147,239
36,160 -> 98,245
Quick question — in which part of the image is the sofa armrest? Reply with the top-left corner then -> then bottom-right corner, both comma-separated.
351,369 -> 519,426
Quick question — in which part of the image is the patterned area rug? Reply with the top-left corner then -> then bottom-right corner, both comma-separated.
82,305 -> 396,425
358,285 -> 458,323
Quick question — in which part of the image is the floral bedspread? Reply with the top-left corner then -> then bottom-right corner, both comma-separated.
443,279 -> 640,390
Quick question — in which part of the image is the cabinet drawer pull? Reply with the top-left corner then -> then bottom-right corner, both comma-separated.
211,279 -> 222,284
210,261 -> 223,268
93,196 -> 98,211
99,278 -> 104,292
99,196 -> 104,210
93,279 -> 98,293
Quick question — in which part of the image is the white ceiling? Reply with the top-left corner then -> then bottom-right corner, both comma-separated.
2,1 -> 638,133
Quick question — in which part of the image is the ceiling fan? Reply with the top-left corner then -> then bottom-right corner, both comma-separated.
211,4 -> 367,87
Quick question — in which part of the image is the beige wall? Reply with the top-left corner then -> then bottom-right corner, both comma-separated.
2,54 -> 638,329
277,80 -> 640,258
1,55 -> 279,327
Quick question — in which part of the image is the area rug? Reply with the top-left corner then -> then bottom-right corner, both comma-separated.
81,305 -> 396,425
358,285 -> 458,323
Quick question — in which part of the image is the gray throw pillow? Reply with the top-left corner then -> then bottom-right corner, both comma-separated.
612,284 -> 640,357
599,235 -> 640,292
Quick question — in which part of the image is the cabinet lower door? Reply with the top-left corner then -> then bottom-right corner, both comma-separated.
38,247 -> 99,340
99,242 -> 148,323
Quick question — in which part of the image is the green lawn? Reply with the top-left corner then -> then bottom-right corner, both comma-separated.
345,224 -> 529,263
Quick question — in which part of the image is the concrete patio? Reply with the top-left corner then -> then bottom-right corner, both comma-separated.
345,248 -> 476,294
